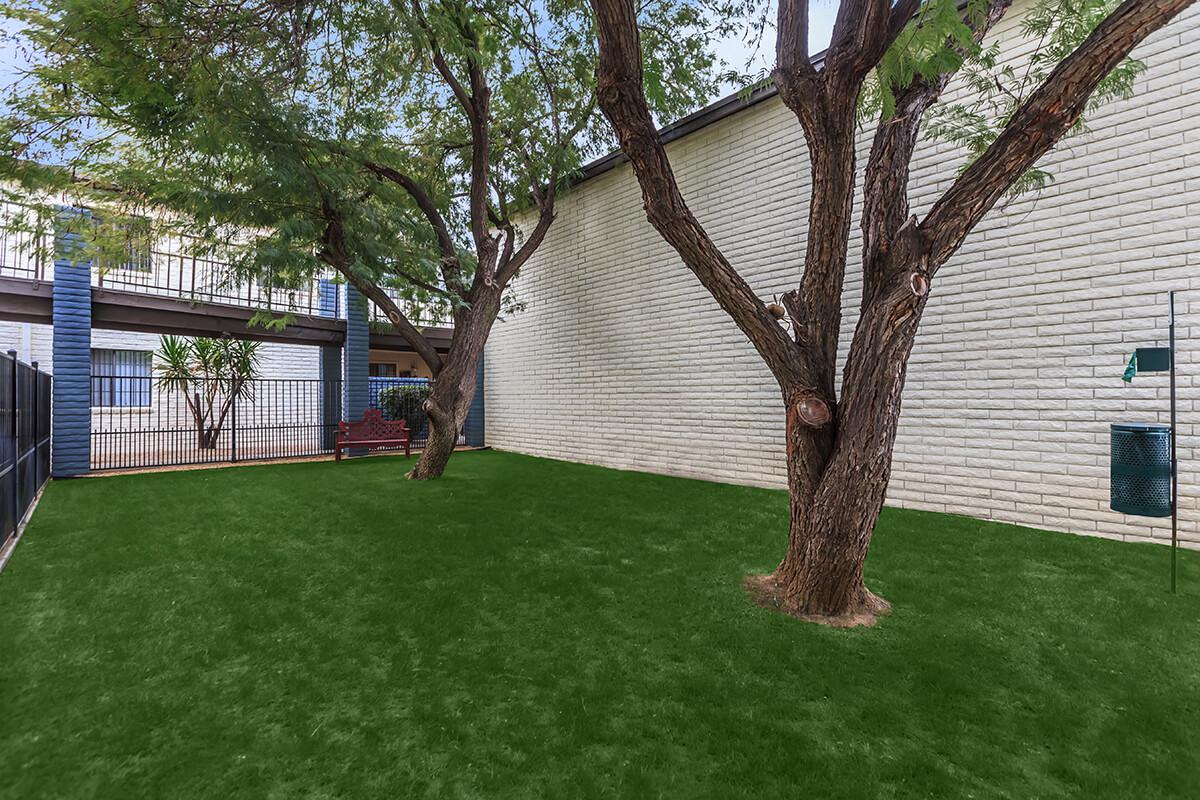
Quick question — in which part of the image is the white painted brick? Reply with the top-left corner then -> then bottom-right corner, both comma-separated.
486,2 -> 1200,549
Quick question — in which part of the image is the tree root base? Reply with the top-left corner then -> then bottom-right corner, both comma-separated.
743,573 -> 892,628
405,466 -> 443,481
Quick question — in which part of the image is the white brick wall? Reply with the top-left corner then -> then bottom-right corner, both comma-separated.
485,3 -> 1200,547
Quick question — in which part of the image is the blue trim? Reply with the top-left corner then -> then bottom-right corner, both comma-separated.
317,278 -> 342,448
464,355 -> 485,447
318,278 -> 340,319
342,285 -> 369,423
51,209 -> 92,477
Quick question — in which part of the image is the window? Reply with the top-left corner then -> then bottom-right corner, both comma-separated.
91,349 -> 152,407
369,362 -> 398,378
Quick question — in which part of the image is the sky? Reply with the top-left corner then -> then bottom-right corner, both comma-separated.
713,4 -> 837,97
0,15 -> 23,96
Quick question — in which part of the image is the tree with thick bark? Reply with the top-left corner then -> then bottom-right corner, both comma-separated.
589,0 -> 1196,624
1,0 -> 722,478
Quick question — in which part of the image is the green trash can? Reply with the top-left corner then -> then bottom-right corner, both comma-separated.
1110,423 -> 1173,517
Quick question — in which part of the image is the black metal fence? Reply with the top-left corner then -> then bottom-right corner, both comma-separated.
0,352 -> 52,552
90,377 -> 343,471
94,231 -> 339,318
90,376 -> 436,471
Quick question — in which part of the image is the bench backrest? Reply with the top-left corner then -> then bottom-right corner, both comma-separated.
339,408 -> 409,439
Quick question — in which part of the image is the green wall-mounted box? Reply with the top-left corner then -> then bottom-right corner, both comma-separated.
1135,347 -> 1172,373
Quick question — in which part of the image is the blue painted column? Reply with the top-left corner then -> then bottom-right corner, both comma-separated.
342,285 -> 370,440
464,353 -> 485,447
51,211 -> 92,477
318,279 -> 342,449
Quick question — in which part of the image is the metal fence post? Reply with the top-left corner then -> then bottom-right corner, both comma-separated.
8,350 -> 18,541
31,360 -> 39,488
231,385 -> 238,464
1169,290 -> 1178,593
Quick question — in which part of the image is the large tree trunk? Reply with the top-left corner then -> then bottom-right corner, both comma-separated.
408,365 -> 475,480
748,462 -> 892,626
589,0 -> 1195,627
410,390 -> 463,479
407,288 -> 499,480
751,260 -> 929,625
750,429 -> 890,626
748,408 -> 901,626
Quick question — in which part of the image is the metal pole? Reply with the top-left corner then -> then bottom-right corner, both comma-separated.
8,350 -> 18,543
1169,290 -> 1178,593
231,385 -> 238,464
31,361 -> 38,489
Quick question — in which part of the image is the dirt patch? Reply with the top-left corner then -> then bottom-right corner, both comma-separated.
743,573 -> 892,628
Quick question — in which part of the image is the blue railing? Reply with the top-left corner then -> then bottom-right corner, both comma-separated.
368,377 -> 433,443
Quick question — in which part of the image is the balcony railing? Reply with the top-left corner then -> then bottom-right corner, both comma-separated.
94,229 -> 336,318
0,200 -> 452,329
0,201 -> 51,283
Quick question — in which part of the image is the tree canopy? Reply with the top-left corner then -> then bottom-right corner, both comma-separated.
0,0 -> 723,323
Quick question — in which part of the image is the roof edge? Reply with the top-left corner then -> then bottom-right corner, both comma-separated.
570,39 -> 840,189
569,80 -> 781,187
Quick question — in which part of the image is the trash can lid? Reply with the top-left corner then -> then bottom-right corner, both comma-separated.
1111,422 -> 1171,433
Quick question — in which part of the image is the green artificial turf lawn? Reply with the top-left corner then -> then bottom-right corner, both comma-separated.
1,450 -> 1198,799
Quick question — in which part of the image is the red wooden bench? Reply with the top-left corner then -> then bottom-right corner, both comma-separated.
335,408 -> 411,461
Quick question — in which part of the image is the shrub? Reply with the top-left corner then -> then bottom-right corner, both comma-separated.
377,382 -> 433,437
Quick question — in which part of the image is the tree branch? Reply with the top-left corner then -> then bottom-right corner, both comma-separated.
363,160 -> 467,297
410,0 -> 474,119
773,0 -> 922,406
454,10 -> 493,254
776,0 -> 815,81
824,0 -> 894,85
410,0 -> 491,255
860,0 -> 1012,306
884,0 -> 925,48
496,181 -> 556,287
389,264 -> 462,300
590,0 -> 823,416
921,0 -> 1196,269
318,200 -> 444,374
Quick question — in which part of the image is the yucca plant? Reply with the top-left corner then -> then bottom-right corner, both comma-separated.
155,335 -> 262,450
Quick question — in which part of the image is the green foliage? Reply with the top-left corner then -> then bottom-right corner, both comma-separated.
155,335 -> 262,396
859,0 -> 986,121
88,213 -> 153,274
248,311 -> 298,334
0,0 -> 720,313
367,319 -> 398,336
923,0 -> 1145,197
155,334 -> 262,448
377,381 -> 434,431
